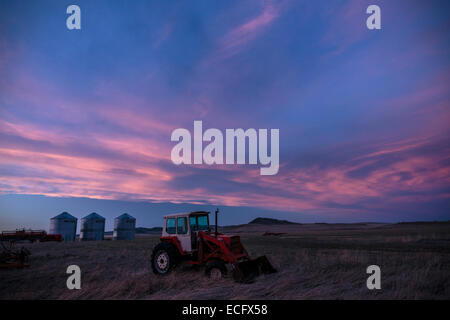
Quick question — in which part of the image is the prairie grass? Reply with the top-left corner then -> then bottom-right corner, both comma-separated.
1,222 -> 449,299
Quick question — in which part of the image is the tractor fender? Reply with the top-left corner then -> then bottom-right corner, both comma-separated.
160,236 -> 185,256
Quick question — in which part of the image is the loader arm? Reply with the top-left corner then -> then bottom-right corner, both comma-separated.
197,231 -> 276,282
197,231 -> 249,264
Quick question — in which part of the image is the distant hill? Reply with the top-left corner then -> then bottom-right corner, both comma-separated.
103,227 -> 162,235
248,217 -> 300,225
397,221 -> 450,225
136,227 -> 162,234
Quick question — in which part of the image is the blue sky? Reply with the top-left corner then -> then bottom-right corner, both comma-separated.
0,0 -> 449,230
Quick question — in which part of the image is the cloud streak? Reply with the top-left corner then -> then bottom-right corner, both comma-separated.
0,0 -> 449,222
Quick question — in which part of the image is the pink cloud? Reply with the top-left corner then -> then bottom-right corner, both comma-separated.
1,125 -> 448,215
210,1 -> 284,61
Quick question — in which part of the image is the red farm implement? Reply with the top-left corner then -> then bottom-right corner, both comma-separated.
0,229 -> 62,243
0,229 -> 62,269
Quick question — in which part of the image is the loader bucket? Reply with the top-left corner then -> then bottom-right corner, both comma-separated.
233,255 -> 277,283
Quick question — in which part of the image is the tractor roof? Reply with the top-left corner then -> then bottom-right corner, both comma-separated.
163,211 -> 210,218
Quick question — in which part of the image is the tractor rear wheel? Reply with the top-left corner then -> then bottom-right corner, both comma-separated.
205,260 -> 227,280
151,242 -> 180,275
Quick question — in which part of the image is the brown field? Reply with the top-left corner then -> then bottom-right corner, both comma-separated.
1,222 -> 449,300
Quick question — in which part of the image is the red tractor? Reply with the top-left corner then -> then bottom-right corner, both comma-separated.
151,209 -> 276,282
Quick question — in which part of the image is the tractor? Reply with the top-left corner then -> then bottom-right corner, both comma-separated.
151,209 -> 276,282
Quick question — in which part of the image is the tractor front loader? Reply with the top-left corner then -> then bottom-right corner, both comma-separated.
151,209 -> 276,283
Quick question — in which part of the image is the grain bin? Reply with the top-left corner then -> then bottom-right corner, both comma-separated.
80,212 -> 105,241
49,212 -> 77,241
113,213 -> 136,240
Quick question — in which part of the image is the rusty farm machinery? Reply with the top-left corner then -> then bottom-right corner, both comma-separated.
0,229 -> 62,269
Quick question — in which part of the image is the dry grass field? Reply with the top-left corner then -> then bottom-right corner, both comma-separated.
1,222 -> 449,300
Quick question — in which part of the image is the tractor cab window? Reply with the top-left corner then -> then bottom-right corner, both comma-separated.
166,218 -> 176,234
177,217 -> 187,234
189,217 -> 198,231
197,215 -> 209,231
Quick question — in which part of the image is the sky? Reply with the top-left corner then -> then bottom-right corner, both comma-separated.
0,0 -> 449,230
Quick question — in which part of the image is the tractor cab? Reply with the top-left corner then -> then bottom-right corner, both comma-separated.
162,211 -> 211,253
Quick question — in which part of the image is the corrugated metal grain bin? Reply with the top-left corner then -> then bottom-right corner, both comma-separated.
49,212 -> 77,242
113,213 -> 136,240
80,212 -> 105,241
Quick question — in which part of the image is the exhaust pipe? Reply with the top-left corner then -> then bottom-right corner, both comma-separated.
215,208 -> 219,238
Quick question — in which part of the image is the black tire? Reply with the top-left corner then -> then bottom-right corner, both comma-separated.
205,260 -> 227,280
151,242 -> 180,275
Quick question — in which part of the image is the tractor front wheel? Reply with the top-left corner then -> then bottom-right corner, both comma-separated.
151,242 -> 179,275
205,260 -> 227,280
